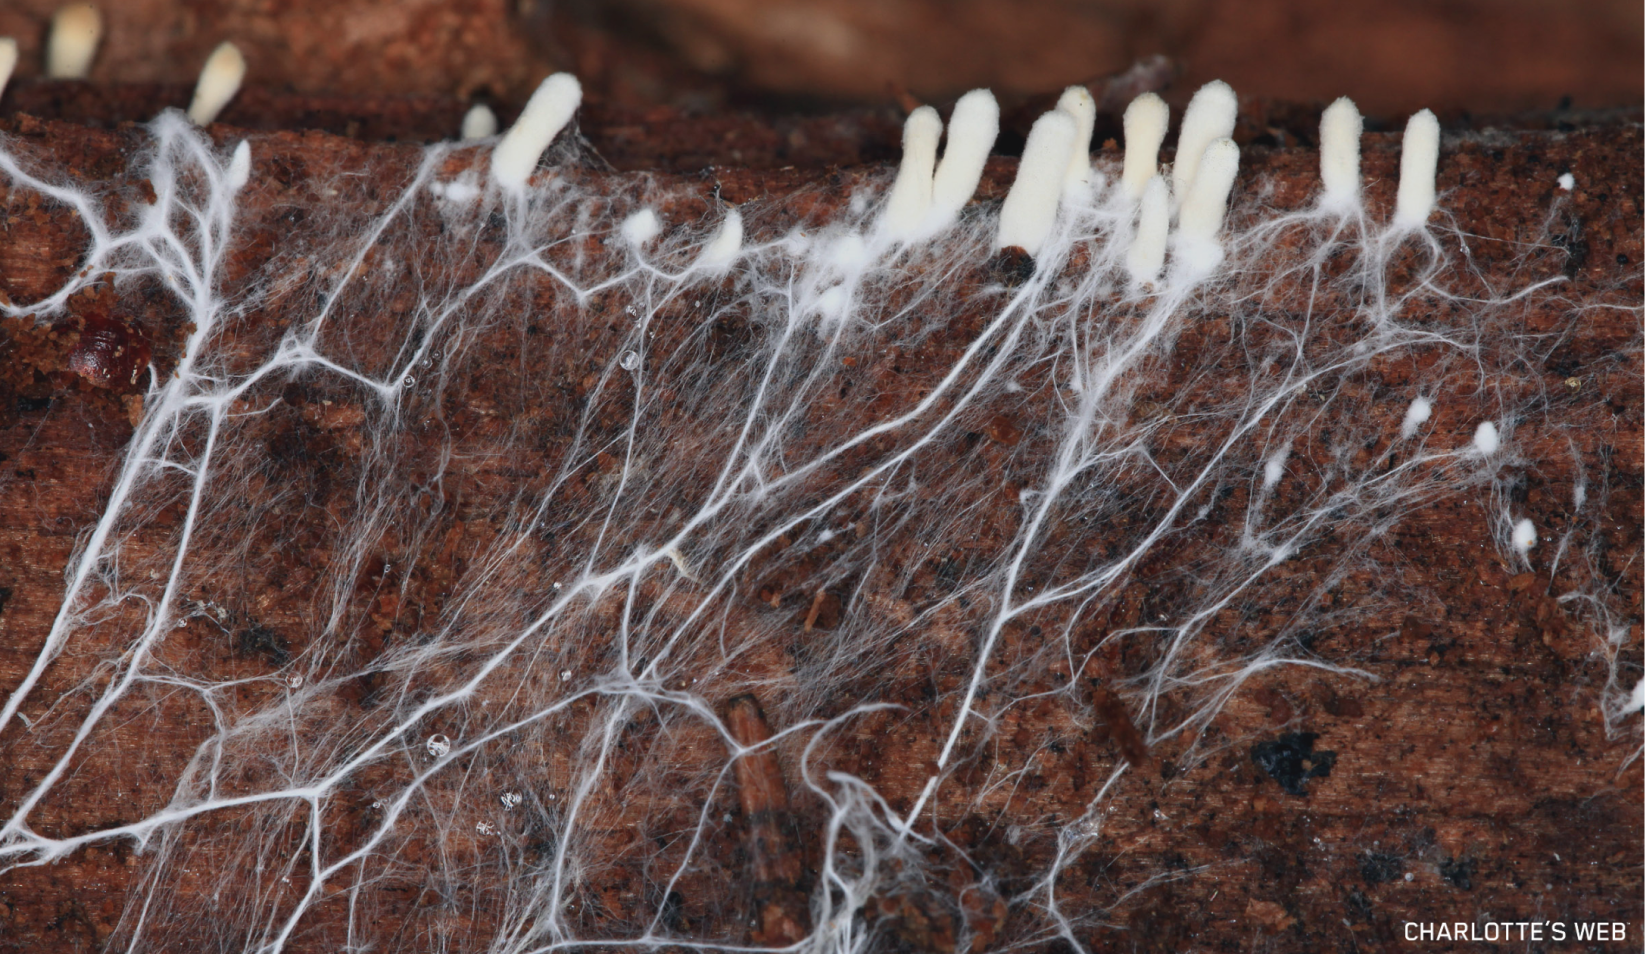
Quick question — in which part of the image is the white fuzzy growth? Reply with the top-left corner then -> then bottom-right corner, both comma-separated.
226,140 -> 251,192
1511,518 -> 1536,556
1262,450 -> 1287,489
1120,92 -> 1169,201
1318,96 -> 1362,211
878,106 -> 941,242
461,104 -> 498,141
1472,420 -> 1499,455
1394,109 -> 1441,228
1171,80 -> 1238,209
1055,85 -> 1096,192
1630,679 -> 1645,713
1400,396 -> 1431,438
0,38 -> 17,101
922,88 -> 999,236
996,110 -> 1077,256
47,4 -> 102,79
186,42 -> 246,126
491,73 -> 583,192
621,208 -> 661,246
1557,172 -> 1574,191
695,208 -> 743,272
1126,175 -> 1169,286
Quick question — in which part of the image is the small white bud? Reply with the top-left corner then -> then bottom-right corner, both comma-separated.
1511,518 -> 1536,556
1126,174 -> 1169,287
1472,421 -> 1499,456
696,208 -> 744,272
226,140 -> 251,191
1394,109 -> 1440,229
461,103 -> 498,140
492,72 -> 582,192
922,89 -> 999,236
1400,396 -> 1431,439
1318,96 -> 1362,212
47,4 -> 102,79
1172,80 -> 1238,210
996,110 -> 1077,256
879,105 -> 942,242
1054,85 -> 1096,192
187,42 -> 246,126
621,208 -> 661,246
1120,92 -> 1169,201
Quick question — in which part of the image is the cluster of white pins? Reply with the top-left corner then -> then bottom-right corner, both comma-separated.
0,4 -> 241,126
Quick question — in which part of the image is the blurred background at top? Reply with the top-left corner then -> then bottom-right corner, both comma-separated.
0,0 -> 1638,116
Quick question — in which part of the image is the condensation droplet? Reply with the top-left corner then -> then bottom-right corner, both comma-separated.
619,350 -> 640,370
426,734 -> 451,758
402,374 -> 415,387
476,820 -> 498,836
560,670 -> 572,681
287,673 -> 304,689
501,792 -> 522,810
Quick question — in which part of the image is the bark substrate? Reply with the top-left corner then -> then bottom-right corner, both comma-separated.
0,105 -> 1640,953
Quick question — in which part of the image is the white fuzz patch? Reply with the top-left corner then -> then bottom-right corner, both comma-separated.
1473,420 -> 1500,456
1512,517 -> 1537,556
1401,396 -> 1432,438
621,207 -> 662,246
1557,172 -> 1575,191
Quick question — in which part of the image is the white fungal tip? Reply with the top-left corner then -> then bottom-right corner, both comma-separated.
1394,108 -> 1441,228
1630,678 -> 1645,713
1557,172 -> 1575,191
996,109 -> 1078,257
696,208 -> 744,272
1172,80 -> 1238,209
1055,85 -> 1096,192
48,4 -> 102,79
1120,92 -> 1169,201
491,72 -> 583,192
1400,396 -> 1432,438
1126,174 -> 1169,287
922,88 -> 999,237
1472,420 -> 1500,456
186,42 -> 246,126
1511,518 -> 1537,556
1179,138 -> 1238,257
226,140 -> 251,191
1262,450 -> 1288,489
0,38 -> 17,101
1318,96 -> 1363,211
461,103 -> 498,141
878,105 -> 942,242
621,208 -> 661,247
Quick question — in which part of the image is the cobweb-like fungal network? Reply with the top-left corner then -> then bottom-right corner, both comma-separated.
0,102 -> 1638,953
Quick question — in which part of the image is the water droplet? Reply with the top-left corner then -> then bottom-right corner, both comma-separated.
402,374 -> 415,387
501,792 -> 522,810
287,673 -> 304,689
426,734 -> 451,758
619,350 -> 640,370
476,821 -> 498,836
560,670 -> 572,681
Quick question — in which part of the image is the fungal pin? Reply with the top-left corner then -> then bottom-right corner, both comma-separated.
491,72 -> 583,192
1317,96 -> 1363,212
1472,420 -> 1499,456
621,208 -> 662,246
1512,518 -> 1536,556
878,105 -> 941,242
996,109 -> 1077,256
226,140 -> 251,191
922,88 -> 999,237
186,42 -> 246,126
1171,80 -> 1238,211
462,103 -> 498,140
1400,396 -> 1432,439
1120,92 -> 1169,201
0,38 -> 16,102
1172,137 -> 1240,274
1125,174 -> 1169,287
1054,85 -> 1096,193
696,208 -> 744,272
47,4 -> 101,79
1394,109 -> 1440,229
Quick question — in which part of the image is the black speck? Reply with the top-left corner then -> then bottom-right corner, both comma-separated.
236,624 -> 291,667
1617,253 -> 1630,265
0,586 -> 11,616
1250,731 -> 1337,796
1359,851 -> 1403,884
1344,889 -> 1373,923
1440,856 -> 1475,890
16,396 -> 51,412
